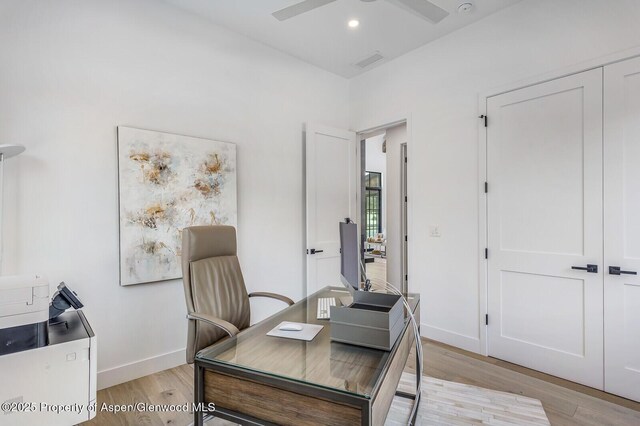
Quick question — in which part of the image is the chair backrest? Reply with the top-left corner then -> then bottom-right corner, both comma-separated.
182,225 -> 250,363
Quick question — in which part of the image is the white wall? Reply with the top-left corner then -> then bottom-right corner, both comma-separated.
349,0 -> 640,353
365,134 -> 386,235
384,125 -> 406,289
0,0 -> 348,388
5,0 -> 640,389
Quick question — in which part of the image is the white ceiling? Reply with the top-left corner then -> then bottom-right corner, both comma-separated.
164,0 -> 523,78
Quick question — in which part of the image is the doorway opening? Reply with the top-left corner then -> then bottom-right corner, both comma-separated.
359,122 -> 408,293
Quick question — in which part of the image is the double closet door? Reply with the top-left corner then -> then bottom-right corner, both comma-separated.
486,56 -> 640,401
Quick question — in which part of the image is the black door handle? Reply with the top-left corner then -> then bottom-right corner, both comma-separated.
572,264 -> 598,273
609,266 -> 637,276
308,248 -> 324,255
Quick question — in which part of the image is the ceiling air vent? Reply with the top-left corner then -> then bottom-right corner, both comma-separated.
355,52 -> 384,69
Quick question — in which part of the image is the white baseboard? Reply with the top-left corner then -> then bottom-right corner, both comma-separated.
97,348 -> 186,390
421,323 -> 482,354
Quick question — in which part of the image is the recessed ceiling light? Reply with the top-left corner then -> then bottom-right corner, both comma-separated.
348,19 -> 360,28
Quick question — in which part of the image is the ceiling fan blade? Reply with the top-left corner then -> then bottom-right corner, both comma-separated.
272,0 -> 338,21
390,0 -> 449,24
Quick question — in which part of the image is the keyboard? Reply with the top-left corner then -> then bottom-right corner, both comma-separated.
316,297 -> 336,320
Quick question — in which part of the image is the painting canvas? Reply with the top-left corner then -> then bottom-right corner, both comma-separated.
117,126 -> 237,285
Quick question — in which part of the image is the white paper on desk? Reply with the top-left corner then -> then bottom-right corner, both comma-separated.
266,322 -> 324,341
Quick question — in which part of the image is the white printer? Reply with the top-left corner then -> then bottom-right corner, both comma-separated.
0,274 -> 49,355
0,275 -> 97,425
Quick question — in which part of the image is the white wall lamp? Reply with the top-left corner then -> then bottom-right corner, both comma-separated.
0,144 -> 26,273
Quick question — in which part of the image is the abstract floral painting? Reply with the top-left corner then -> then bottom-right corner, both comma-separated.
117,126 -> 237,285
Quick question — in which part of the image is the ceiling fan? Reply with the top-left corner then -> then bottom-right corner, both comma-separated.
272,0 -> 450,24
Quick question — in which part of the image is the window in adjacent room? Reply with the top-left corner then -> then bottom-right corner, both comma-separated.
365,171 -> 382,239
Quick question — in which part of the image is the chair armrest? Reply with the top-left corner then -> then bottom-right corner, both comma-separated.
186,312 -> 240,337
248,292 -> 294,306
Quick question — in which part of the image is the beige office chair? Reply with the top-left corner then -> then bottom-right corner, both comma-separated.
182,225 -> 294,363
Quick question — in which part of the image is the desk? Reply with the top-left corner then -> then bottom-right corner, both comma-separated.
194,286 -> 420,426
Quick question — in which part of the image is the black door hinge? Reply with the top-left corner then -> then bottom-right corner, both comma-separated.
484,182 -> 488,193
485,248 -> 488,259
405,157 -> 407,163
485,314 -> 489,325
404,235 -> 408,242
479,115 -> 487,127
405,274 -> 408,281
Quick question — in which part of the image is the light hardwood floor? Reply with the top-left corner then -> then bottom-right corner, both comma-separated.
84,337 -> 640,426
365,257 -> 387,285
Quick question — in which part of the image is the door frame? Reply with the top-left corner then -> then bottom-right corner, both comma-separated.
401,143 -> 408,295
478,47 -> 640,356
356,117 -> 412,294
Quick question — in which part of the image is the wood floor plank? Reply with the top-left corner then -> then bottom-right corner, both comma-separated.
138,371 -> 192,425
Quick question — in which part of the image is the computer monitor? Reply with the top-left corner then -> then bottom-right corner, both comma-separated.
339,219 -> 360,292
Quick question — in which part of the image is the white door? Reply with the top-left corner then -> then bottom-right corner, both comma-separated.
604,56 -> 640,401
487,68 -> 604,388
305,123 -> 357,296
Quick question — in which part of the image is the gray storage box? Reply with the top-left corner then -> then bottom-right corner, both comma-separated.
329,291 -> 404,351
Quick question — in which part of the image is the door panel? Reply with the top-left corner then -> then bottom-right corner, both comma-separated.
487,68 -> 603,389
604,56 -> 640,401
306,124 -> 356,296
499,271 -> 585,356
623,285 -> 640,371
496,87 -> 585,255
